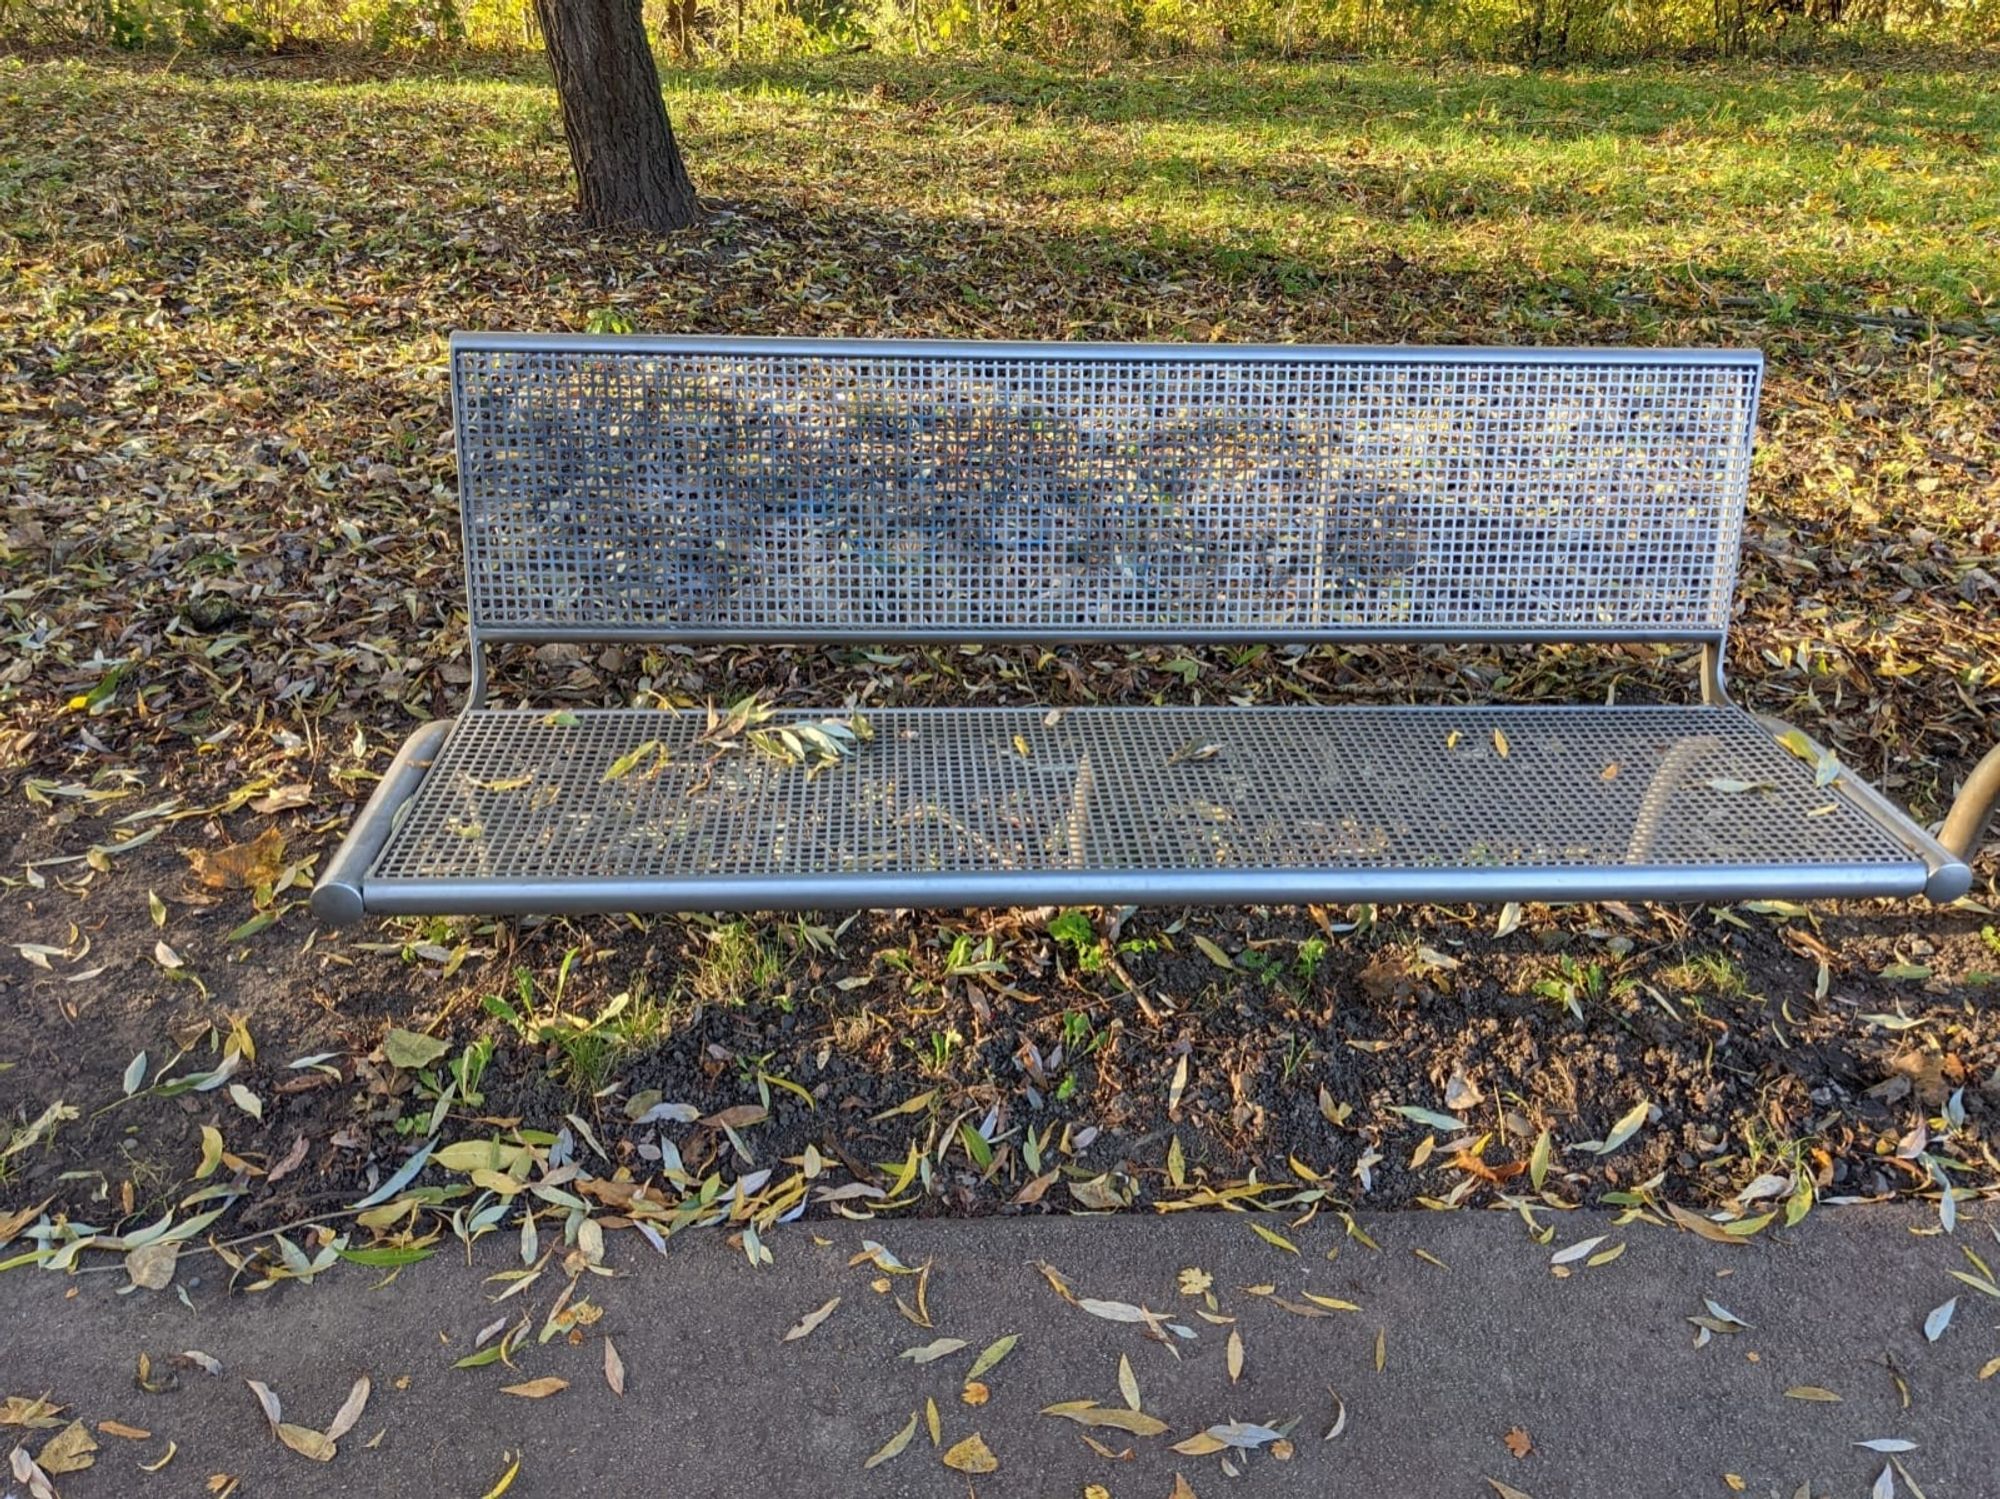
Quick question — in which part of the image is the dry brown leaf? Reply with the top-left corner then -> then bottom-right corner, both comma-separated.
96,1421 -> 150,1441
37,1420 -> 97,1475
782,1296 -> 840,1342
1487,1479 -> 1536,1499
699,1104 -> 767,1130
1227,1328 -> 1245,1383
1503,1426 -> 1533,1458
1172,1475 -> 1200,1499
244,1379 -> 282,1434
275,1423 -> 336,1463
324,1377 -> 370,1443
961,1381 -> 990,1406
0,1396 -> 64,1430
499,1378 -> 567,1399
186,828 -> 287,890
941,1433 -> 997,1474
603,1338 -> 625,1397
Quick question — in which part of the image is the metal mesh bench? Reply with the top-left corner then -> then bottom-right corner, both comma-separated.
312,334 -> 1994,922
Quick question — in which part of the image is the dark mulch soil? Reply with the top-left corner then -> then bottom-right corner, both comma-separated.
4,775 -> 1994,1231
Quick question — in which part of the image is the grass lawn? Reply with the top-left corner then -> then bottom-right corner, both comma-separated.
0,50 -> 1995,1273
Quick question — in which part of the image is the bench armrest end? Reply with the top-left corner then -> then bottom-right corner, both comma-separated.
1939,742 -> 2000,868
312,720 -> 454,926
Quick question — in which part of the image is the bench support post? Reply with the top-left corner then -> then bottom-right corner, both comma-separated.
468,633 -> 490,710
1699,641 -> 1728,706
1940,742 -> 2000,865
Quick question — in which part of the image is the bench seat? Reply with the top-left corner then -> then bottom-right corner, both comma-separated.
316,704 -> 1948,919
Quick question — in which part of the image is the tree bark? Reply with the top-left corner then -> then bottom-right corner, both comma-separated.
533,0 -> 700,233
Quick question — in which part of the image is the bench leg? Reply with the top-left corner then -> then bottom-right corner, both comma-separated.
1699,641 -> 1727,706
1940,742 -> 2000,864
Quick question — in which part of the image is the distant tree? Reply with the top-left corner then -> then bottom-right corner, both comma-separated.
533,0 -> 700,232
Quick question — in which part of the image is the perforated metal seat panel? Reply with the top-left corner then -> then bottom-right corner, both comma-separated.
356,706 -> 1928,913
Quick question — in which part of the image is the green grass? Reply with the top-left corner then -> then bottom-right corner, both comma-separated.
1,47 -> 1995,813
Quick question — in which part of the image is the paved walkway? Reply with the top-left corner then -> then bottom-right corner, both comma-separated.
3,1207 -> 1990,1498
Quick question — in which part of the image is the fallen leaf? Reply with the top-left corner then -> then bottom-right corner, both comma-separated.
478,1452 -> 522,1497
0,1397 -> 64,1430
275,1423 -> 335,1462
186,828 -> 287,890
244,1380 -> 282,1434
1040,1401 -> 1169,1437
1226,1328 -> 1244,1383
899,1337 -> 968,1365
864,1413 -> 918,1469
1578,1098 -> 1650,1155
126,1240 -> 179,1291
1247,1221 -> 1297,1254
783,1296 -> 840,1342
1855,1438 -> 1918,1453
961,1381 -> 989,1406
942,1433 -> 997,1473
1785,1386 -> 1842,1402
602,1338 -> 625,1397
925,1398 -> 941,1446
966,1334 -> 1019,1380
1118,1353 -> 1141,1411
323,1377 -> 369,1443
1924,1299 -> 1957,1342
95,1421 -> 149,1441
1551,1236 -> 1607,1266
499,1378 -> 567,1399
1503,1426 -> 1533,1458
1486,1479 -> 1536,1499
37,1420 -> 97,1475
384,1028 -> 450,1071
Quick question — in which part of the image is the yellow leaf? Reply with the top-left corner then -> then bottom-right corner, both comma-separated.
1375,1327 -> 1386,1371
961,1382 -> 989,1407
1783,1387 -> 1841,1402
1172,1475 -> 1200,1499
38,1420 -> 98,1475
864,1413 -> 918,1469
926,1396 -> 941,1445
942,1433 -> 998,1473
1247,1221 -> 1297,1254
499,1378 -> 567,1399
275,1423 -> 335,1462
1724,1476 -> 1747,1492
478,1453 -> 521,1499
1493,727 -> 1510,758
1227,1328 -> 1244,1383
1118,1352 -> 1141,1411
1978,1356 -> 2000,1380
1301,1293 -> 1360,1312
1171,1432 -> 1228,1456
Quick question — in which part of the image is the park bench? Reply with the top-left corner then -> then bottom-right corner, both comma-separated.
311,334 -> 1997,924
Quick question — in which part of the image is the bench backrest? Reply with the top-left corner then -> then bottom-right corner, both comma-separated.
450,334 -> 1761,646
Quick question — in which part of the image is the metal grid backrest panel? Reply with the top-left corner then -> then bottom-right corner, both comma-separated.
452,337 -> 1760,641
369,706 -> 1911,885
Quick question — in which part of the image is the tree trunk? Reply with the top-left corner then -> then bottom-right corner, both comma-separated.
533,0 -> 700,233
